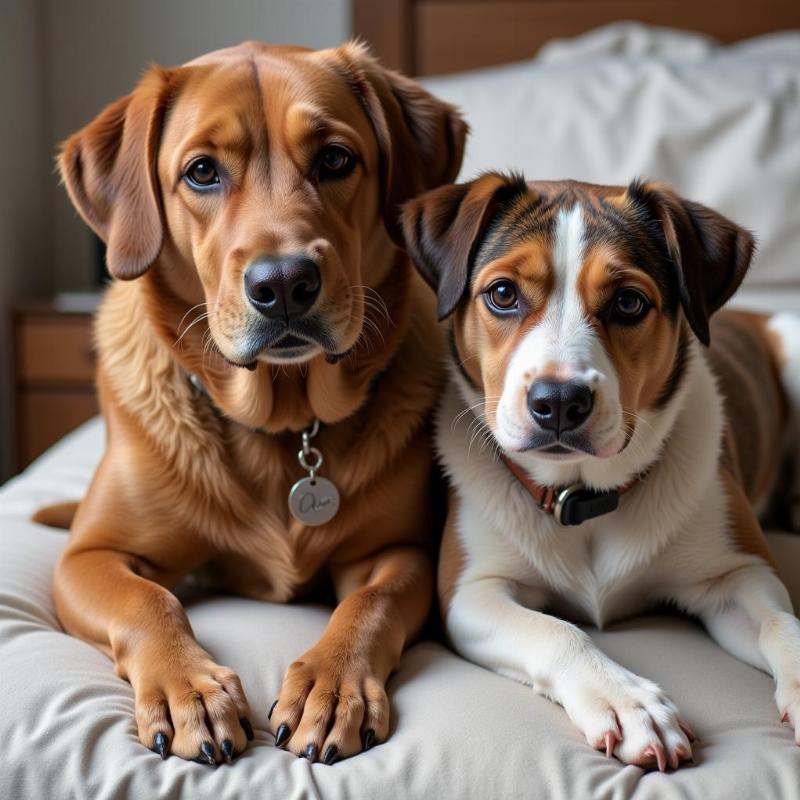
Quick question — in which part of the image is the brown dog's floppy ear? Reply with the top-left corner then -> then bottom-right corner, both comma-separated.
627,180 -> 755,345
335,42 -> 468,244
58,67 -> 176,280
401,172 -> 528,320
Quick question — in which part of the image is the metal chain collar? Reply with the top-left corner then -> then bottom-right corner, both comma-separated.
298,418 -> 323,483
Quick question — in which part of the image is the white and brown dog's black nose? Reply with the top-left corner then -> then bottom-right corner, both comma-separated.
527,380 -> 594,435
244,256 -> 321,320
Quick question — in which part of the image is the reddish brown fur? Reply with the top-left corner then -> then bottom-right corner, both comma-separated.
709,311 -> 789,508
720,462 -> 778,569
49,41 -> 466,764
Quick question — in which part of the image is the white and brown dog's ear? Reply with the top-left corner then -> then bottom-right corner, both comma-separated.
335,42 -> 468,245
58,67 -> 178,280
401,172 -> 527,320
628,180 -> 755,345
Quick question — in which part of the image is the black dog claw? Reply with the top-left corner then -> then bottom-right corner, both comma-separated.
221,739 -> 234,764
199,741 -> 216,765
240,717 -> 255,741
154,732 -> 168,759
303,743 -> 318,761
268,700 -> 278,720
275,723 -> 291,747
363,729 -> 376,751
322,744 -> 338,765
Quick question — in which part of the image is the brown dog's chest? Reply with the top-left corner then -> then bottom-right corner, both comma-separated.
189,429 -> 360,601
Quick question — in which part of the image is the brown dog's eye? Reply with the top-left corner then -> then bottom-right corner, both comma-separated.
611,289 -> 650,324
485,280 -> 519,314
184,157 -> 220,189
318,145 -> 356,180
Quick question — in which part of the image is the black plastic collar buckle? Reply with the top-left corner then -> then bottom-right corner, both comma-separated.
553,484 -> 620,526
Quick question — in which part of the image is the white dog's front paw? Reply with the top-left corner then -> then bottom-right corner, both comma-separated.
763,613 -> 800,742
559,661 -> 694,771
775,678 -> 800,743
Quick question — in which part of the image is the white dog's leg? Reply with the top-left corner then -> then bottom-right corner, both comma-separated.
447,576 -> 692,769
697,564 -> 800,741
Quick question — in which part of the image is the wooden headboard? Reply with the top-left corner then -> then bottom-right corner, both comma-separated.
353,0 -> 800,76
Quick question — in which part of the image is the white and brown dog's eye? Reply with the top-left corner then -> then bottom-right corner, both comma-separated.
318,144 -> 356,180
611,289 -> 650,323
485,280 -> 519,314
184,157 -> 220,189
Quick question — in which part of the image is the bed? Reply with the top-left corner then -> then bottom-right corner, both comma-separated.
3,4 -> 800,799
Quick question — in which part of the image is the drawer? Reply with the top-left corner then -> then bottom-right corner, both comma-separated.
17,391 -> 99,467
16,315 -> 95,383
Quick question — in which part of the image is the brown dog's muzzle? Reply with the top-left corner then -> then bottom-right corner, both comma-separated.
240,253 -> 337,359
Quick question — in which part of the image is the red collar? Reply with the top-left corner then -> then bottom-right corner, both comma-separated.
500,454 -> 642,526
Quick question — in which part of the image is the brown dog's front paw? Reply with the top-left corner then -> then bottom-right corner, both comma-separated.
268,649 -> 389,764
131,651 -> 254,764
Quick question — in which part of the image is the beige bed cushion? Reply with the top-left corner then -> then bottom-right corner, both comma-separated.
421,23 -> 800,312
1,417 -> 800,799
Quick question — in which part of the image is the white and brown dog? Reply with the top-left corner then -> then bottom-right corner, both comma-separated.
401,173 -> 800,771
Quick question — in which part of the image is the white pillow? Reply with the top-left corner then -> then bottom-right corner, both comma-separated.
422,23 -> 800,310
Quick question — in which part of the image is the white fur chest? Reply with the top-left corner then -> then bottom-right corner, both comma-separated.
530,520 -> 660,626
456,481 -> 670,627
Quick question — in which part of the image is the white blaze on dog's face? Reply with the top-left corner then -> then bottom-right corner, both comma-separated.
402,173 -> 753,465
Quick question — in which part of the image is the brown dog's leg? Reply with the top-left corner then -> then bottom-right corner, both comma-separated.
55,542 -> 254,764
268,545 -> 433,763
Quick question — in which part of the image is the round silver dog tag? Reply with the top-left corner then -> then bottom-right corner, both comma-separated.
289,476 -> 340,526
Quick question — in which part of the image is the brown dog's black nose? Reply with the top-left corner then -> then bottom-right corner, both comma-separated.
528,380 -> 594,435
244,256 -> 321,319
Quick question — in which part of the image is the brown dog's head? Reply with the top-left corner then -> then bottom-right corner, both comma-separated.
402,173 -> 753,464
59,41 -> 466,367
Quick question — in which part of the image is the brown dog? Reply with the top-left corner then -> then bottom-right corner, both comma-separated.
48,41 -> 465,765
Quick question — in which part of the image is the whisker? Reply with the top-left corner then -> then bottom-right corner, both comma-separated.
622,409 -> 656,436
458,352 -> 481,368
452,396 -> 502,429
351,284 -> 392,326
174,312 -> 211,347
176,302 -> 208,337
356,314 -> 386,354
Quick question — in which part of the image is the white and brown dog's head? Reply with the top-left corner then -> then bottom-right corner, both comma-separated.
402,173 -> 753,476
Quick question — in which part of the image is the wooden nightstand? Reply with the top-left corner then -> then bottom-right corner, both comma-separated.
11,297 -> 100,471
